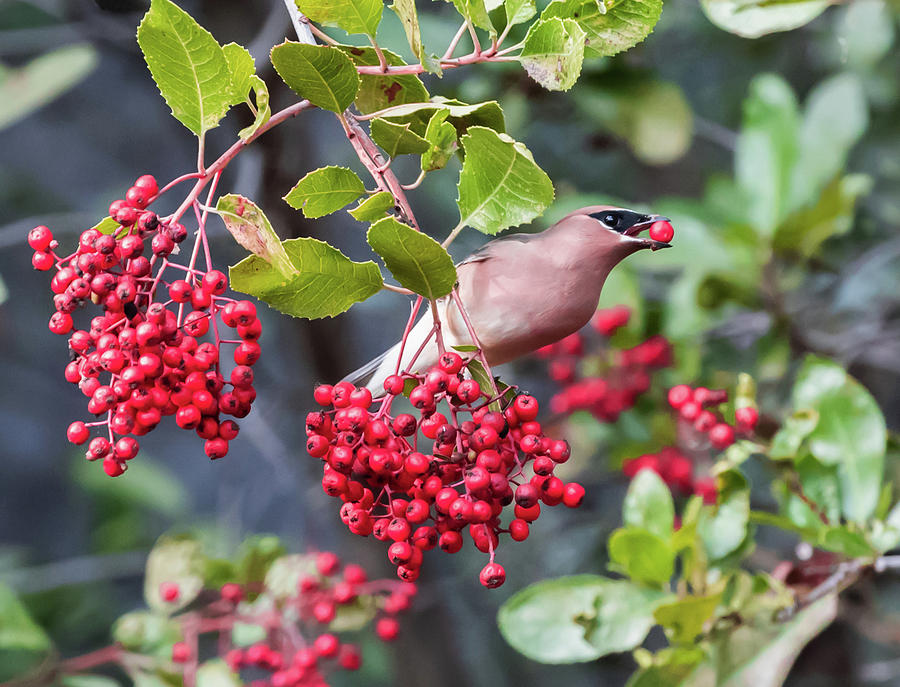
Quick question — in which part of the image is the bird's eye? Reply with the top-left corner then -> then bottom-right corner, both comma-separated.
604,214 -> 619,227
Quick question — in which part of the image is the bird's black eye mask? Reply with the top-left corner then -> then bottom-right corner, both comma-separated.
589,210 -> 652,235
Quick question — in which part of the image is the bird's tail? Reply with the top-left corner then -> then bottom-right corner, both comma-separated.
341,345 -> 397,389
342,312 -> 440,395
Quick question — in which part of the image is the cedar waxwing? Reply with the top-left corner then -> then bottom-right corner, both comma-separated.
346,206 -> 672,393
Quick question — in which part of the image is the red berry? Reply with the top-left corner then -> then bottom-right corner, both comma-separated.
648,220 -> 674,243
316,551 -> 340,576
221,583 -> 243,603
171,641 -> 190,663
313,633 -> 339,657
159,581 -> 180,602
375,617 -> 400,641
709,423 -> 735,449
67,421 -> 90,445
133,174 -> 158,195
479,562 -> 506,588
667,384 -> 692,409
735,406 -> 759,432
28,225 -> 54,251
562,482 -> 585,508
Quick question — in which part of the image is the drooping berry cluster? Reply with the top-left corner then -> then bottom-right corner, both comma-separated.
150,552 -> 414,687
535,306 -> 672,420
666,384 -> 758,450
306,353 -> 584,588
29,174 -> 261,474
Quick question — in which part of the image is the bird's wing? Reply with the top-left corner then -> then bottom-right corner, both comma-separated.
456,232 -> 540,267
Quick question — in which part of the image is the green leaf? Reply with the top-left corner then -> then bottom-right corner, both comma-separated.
735,73 -> 799,235
519,17 -> 586,92
0,582 -> 51,680
60,676 -> 121,687
700,0 -> 830,39
778,453 -> 841,530
284,166 -> 366,218
682,596 -> 837,687
137,0 -> 233,136
92,216 -> 123,236
623,469 -> 674,540
370,118 -> 430,157
111,610 -> 180,656
379,97 -> 506,136
349,191 -> 396,221
456,126 -> 554,235
699,472 -> 751,561
235,535 -> 285,597
264,554 -> 318,599
837,0 -> 896,69
608,527 -> 675,586
239,75 -> 271,141
817,526 -> 876,558
222,42 -> 254,105
73,454 -> 188,520
329,595 -> 378,632
497,575 -> 670,664
196,659 -> 241,687
775,174 -> 872,258
575,79 -> 694,166
792,355 -> 887,523
216,194 -> 292,276
871,500 -> 900,552
541,0 -> 663,58
0,44 -> 97,132
421,109 -> 458,172
367,217 -> 457,299
335,46 -> 429,115
270,42 -> 360,113
506,0 -> 537,25
229,238 -> 383,319
296,0 -> 383,36
653,593 -> 721,645
449,0 -> 494,32
770,409 -> 819,460
144,534 -> 205,613
390,0 -> 425,64
790,73 -> 868,211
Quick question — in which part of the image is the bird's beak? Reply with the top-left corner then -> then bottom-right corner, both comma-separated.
624,214 -> 672,251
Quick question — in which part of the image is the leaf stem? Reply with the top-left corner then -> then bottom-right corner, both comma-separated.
382,283 -> 415,295
401,169 -> 426,190
441,222 -> 465,249
368,34 -> 389,72
443,21 -> 469,60
465,19 -> 482,56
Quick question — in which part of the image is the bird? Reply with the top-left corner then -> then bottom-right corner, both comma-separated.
345,206 -> 672,394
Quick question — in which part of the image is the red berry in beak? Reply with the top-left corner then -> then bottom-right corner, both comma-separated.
648,220 -> 674,243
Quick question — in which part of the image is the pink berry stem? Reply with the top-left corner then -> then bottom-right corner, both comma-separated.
450,288 -> 498,396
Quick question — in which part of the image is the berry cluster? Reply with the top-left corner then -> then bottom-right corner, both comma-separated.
621,386 -> 759,504
156,552 -> 414,687
306,353 -> 584,588
535,306 -> 672,420
623,448 -> 718,504
666,384 -> 758,450
29,174 -> 261,474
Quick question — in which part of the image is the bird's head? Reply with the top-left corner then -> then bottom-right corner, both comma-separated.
562,205 -> 673,252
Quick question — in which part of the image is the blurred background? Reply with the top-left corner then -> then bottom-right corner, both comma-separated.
1,0 -> 898,685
